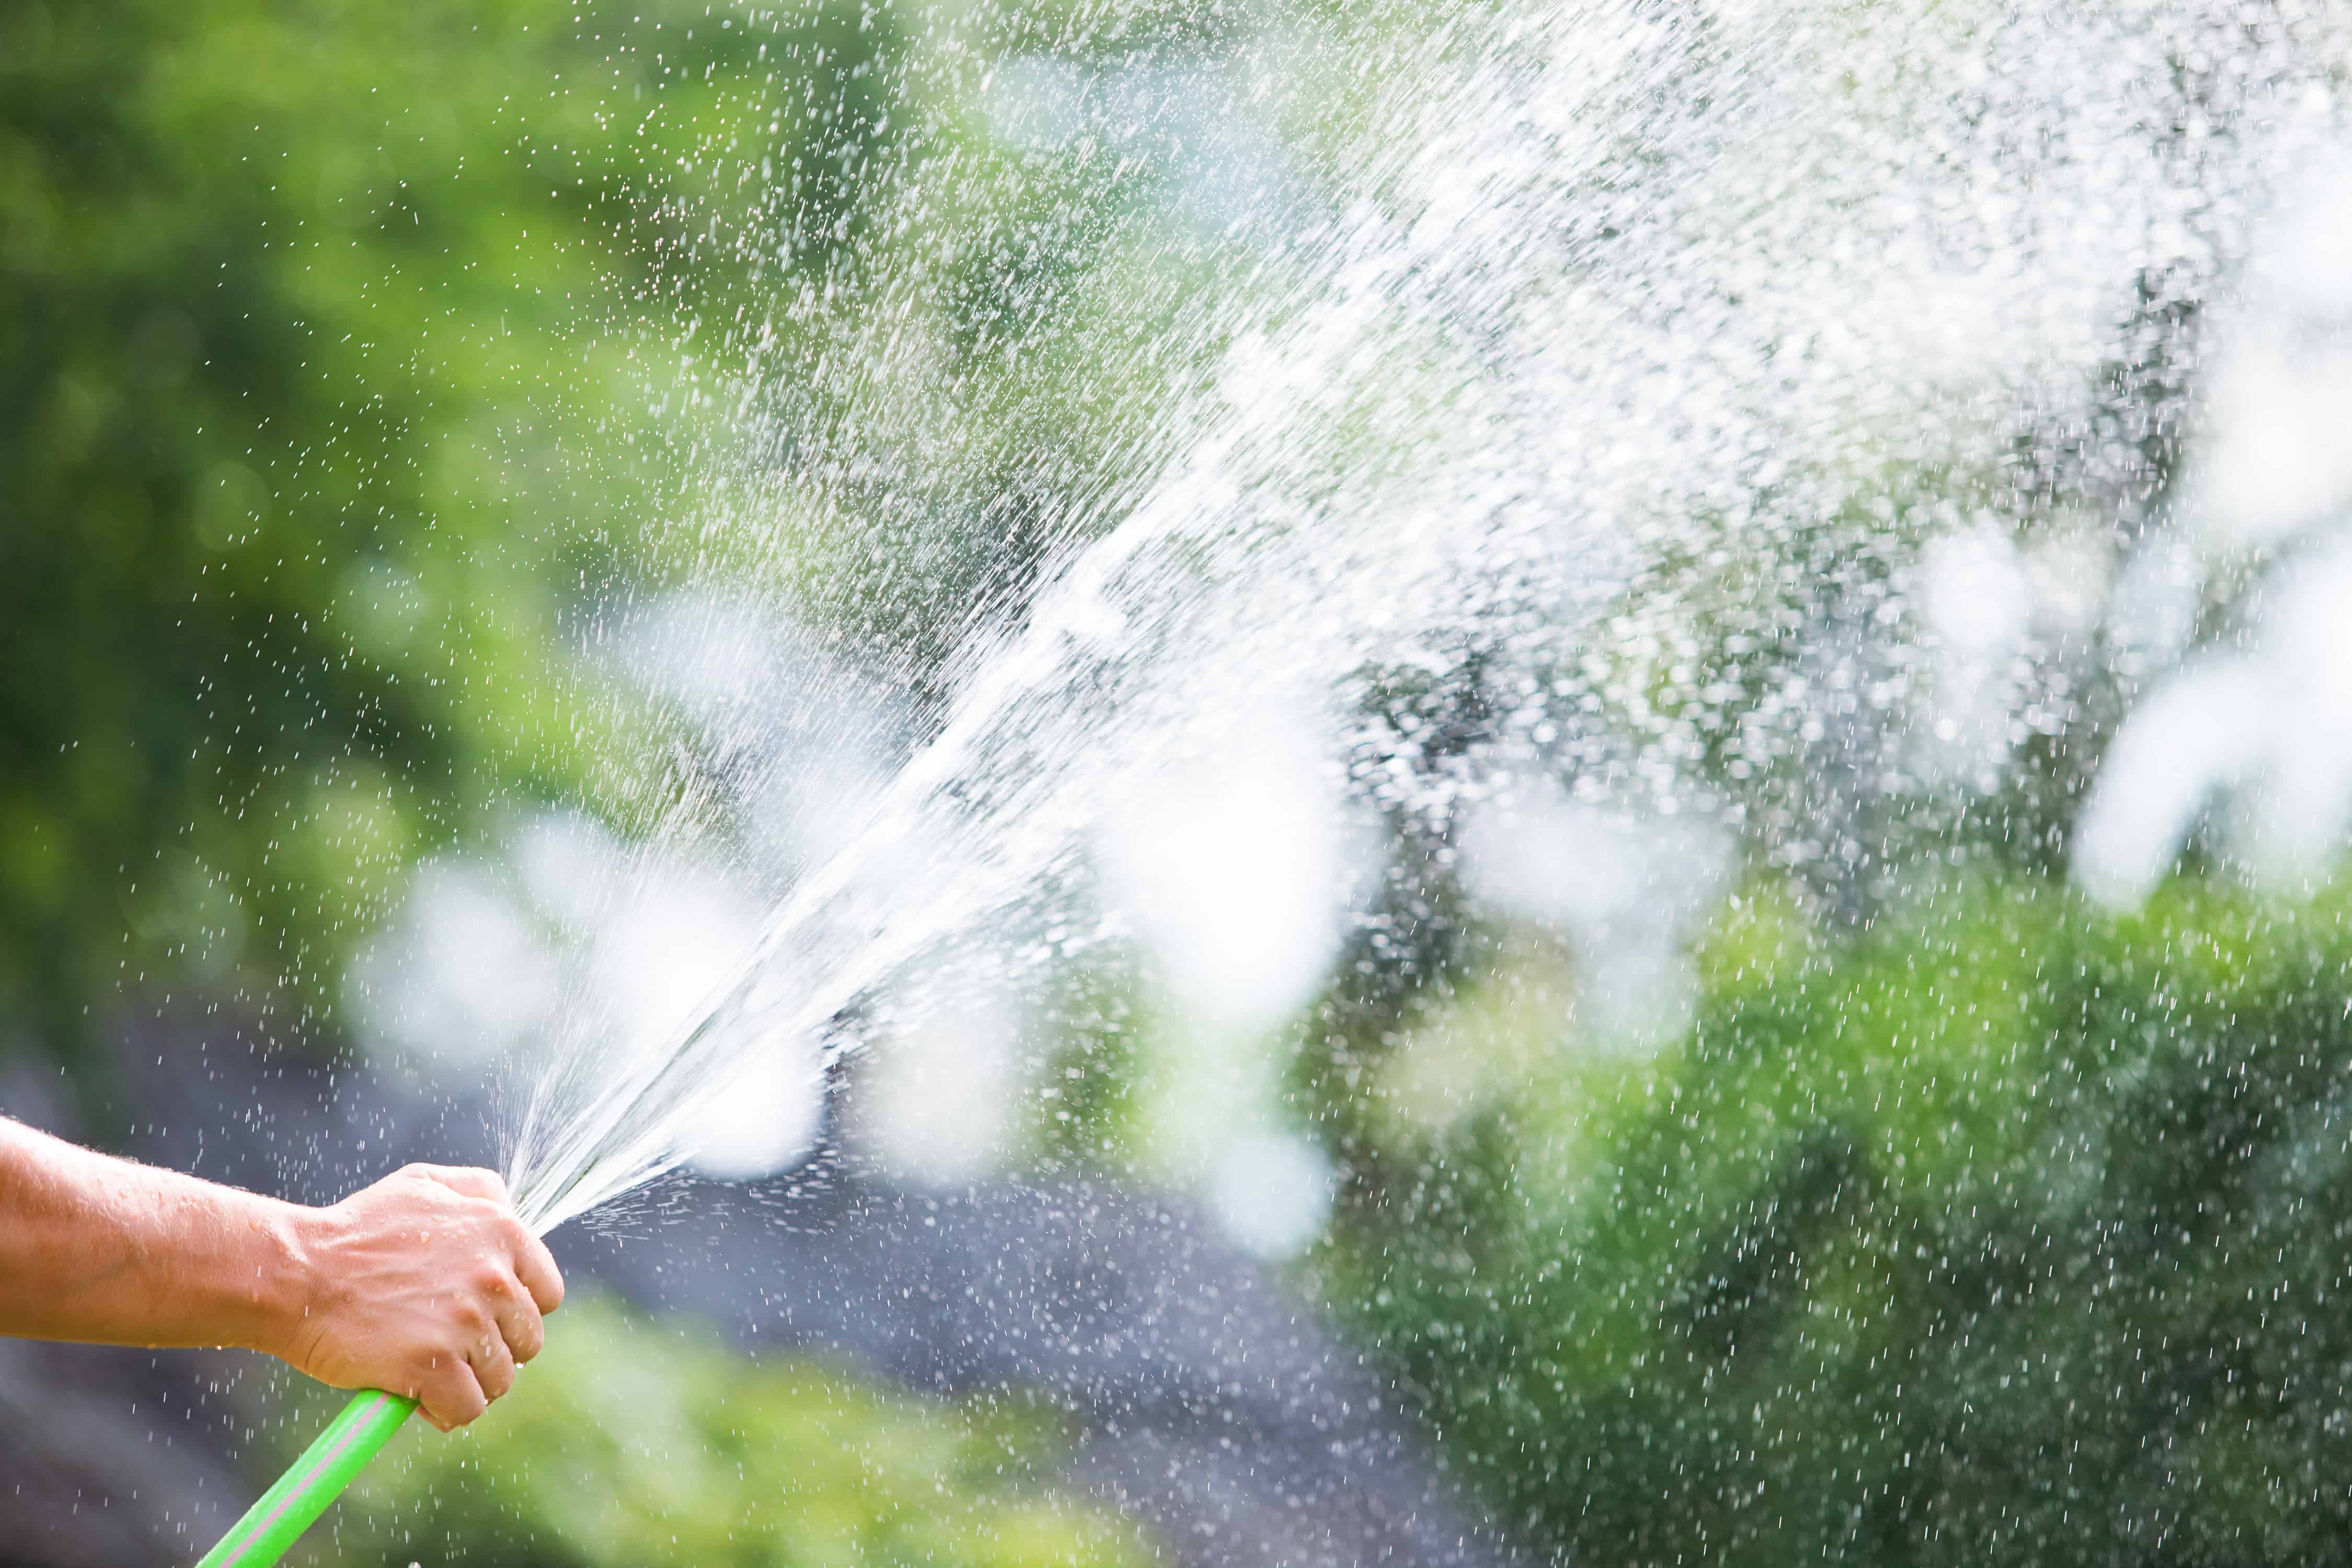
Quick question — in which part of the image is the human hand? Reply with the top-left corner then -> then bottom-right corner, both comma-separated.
270,1165 -> 563,1431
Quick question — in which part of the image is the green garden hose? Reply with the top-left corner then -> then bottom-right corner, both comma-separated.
192,1388 -> 417,1567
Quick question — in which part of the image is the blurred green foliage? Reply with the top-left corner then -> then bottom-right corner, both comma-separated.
309,1295 -> 1141,1568
0,0 -> 1231,1064
1315,877 -> 2352,1565
0,0 -> 894,1064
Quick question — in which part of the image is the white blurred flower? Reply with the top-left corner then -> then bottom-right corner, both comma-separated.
1460,781 -> 1732,1045
1205,1129 -> 1336,1261
2195,166 -> 2352,547
2076,163 -> 2352,907
1923,528 -> 2035,659
686,1040 -> 827,1184
513,809 -> 635,937
854,1000 -> 1022,1185
348,859 -> 560,1071
1097,708 -> 1359,1251
2073,660 -> 2275,908
1909,528 -> 2037,790
2075,541 -> 2352,907
1100,712 -> 1356,1035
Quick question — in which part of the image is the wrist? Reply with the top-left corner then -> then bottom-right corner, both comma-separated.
235,1196 -> 326,1361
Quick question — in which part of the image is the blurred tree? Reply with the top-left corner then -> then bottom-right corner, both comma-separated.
1316,876 -> 2352,1566
0,0 -> 893,1086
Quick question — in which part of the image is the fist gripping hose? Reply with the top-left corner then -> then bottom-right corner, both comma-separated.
193,1390 -> 418,1567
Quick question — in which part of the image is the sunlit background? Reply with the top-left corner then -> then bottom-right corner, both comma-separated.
12,0 -> 2352,1564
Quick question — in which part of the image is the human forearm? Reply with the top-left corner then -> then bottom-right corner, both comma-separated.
0,1116 -> 307,1355
0,1119 -> 564,1430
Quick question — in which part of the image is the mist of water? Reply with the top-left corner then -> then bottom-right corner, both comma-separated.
499,0 -> 2352,1235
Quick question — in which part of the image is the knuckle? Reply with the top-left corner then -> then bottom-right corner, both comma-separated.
416,1378 -> 463,1428
435,1376 -> 487,1425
